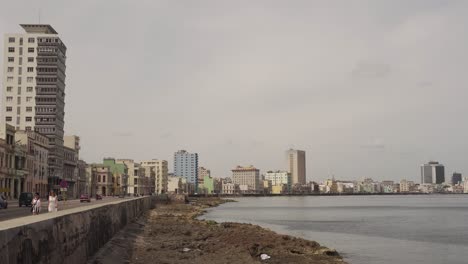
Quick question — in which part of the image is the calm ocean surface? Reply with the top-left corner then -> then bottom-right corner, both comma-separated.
199,195 -> 468,264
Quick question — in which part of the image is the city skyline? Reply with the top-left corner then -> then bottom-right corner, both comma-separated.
1,1 -> 468,182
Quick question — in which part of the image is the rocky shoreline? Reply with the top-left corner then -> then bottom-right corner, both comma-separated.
90,197 -> 347,264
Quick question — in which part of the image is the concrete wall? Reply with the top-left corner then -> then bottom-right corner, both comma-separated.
0,197 -> 155,264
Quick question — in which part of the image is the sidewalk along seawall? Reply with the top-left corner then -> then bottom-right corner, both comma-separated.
0,196 -> 156,264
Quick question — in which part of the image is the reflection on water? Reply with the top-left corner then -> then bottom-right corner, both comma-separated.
200,195 -> 468,264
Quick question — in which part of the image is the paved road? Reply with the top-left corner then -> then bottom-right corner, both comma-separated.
0,197 -> 124,222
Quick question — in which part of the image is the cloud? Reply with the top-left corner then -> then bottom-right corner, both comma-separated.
112,132 -> 134,137
360,139 -> 386,150
351,61 -> 391,79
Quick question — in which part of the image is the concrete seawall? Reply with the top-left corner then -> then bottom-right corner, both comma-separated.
0,197 -> 155,264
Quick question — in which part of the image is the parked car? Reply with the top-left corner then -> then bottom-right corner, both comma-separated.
80,194 -> 91,203
0,195 -> 7,209
96,194 -> 103,200
57,194 -> 64,201
19,192 -> 33,207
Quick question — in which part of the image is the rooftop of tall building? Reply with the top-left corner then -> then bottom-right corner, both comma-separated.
20,24 -> 58,34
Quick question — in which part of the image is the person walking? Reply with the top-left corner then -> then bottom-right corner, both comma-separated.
32,193 -> 41,215
48,190 -> 58,212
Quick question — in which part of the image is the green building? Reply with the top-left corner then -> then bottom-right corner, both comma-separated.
103,158 -> 128,195
202,175 -> 214,194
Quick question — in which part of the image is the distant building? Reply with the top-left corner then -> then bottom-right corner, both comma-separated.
400,179 -> 415,193
464,178 -> 468,194
381,181 -> 395,193
92,164 -> 112,196
264,171 -> 291,192
232,165 -> 260,193
286,149 -> 306,184
198,167 -> 211,187
222,182 -> 239,195
452,172 -> 462,185
420,161 -> 445,184
141,160 -> 168,194
174,150 -> 199,188
336,181 -> 354,194
325,179 -> 338,194
103,158 -> 128,196
202,175 -> 214,194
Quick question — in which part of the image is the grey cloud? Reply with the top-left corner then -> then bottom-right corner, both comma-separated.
113,132 -> 134,137
351,61 -> 391,79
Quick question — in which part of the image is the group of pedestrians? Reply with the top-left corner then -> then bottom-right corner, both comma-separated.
31,190 -> 59,215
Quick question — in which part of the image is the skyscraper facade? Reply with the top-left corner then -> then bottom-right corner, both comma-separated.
420,161 -> 445,184
2,24 -> 67,187
452,172 -> 462,185
174,150 -> 198,187
286,149 -> 306,184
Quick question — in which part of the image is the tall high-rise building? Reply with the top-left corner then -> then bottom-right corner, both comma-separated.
286,149 -> 306,184
2,24 -> 67,187
420,161 -> 445,184
174,150 -> 198,187
452,172 -> 462,185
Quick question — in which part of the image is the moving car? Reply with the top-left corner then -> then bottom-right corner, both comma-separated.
19,192 -> 33,207
96,194 -> 103,200
0,195 -> 7,209
80,194 -> 91,203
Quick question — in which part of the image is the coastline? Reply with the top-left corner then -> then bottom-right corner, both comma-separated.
125,197 -> 347,264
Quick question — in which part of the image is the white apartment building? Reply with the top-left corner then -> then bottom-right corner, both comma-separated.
231,165 -> 260,193
115,159 -> 148,195
2,24 -> 68,187
141,159 -> 168,194
222,182 -> 239,195
264,171 -> 291,189
286,149 -> 306,184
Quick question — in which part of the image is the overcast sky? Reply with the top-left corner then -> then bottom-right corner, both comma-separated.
1,0 -> 468,182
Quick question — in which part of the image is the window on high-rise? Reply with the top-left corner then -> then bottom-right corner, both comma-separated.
26,87 -> 33,92
27,77 -> 33,83
7,77 -> 13,82
26,107 -> 32,112
5,117 -> 12,122
6,107 -> 12,112
26,97 -> 32,102
7,67 -> 13,73
6,87 -> 12,92
6,97 -> 13,102
28,57 -> 34,62
25,117 -> 32,122
8,57 -> 14,62
28,47 -> 34,53
8,47 -> 15,53
27,67 -> 34,73
8,37 -> 15,43
28,38 -> 35,43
